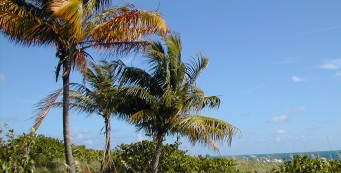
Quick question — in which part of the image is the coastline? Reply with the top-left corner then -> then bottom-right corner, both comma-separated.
214,150 -> 341,162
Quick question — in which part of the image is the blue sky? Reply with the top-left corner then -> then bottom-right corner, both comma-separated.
1,0 -> 341,156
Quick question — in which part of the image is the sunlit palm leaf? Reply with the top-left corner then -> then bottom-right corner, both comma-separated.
129,109 -> 155,124
50,0 -> 83,39
89,8 -> 167,54
0,0 -> 56,45
176,115 -> 240,151
83,0 -> 111,13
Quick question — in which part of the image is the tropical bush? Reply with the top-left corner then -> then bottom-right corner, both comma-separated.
272,155 -> 341,173
0,125 -> 103,172
112,140 -> 238,173
31,135 -> 102,172
31,134 -> 64,168
3,125 -> 341,173
0,125 -> 36,173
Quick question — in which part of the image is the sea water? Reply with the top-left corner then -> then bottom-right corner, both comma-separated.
224,150 -> 341,162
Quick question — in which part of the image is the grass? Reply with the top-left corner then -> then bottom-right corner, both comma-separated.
235,158 -> 282,173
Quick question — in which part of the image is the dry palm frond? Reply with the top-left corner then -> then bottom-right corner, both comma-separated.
32,88 -> 62,131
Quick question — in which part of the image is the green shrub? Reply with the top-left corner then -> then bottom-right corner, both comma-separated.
31,134 -> 102,172
31,134 -> 65,168
272,155 -> 341,173
0,125 -> 36,173
112,140 -> 238,173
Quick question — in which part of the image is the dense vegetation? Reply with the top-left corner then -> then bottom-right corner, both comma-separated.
1,126 -> 341,173
0,127 -> 238,173
272,155 -> 341,173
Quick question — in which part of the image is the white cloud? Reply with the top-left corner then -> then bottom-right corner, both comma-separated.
291,75 -> 306,82
321,59 -> 341,70
275,130 -> 288,135
270,115 -> 288,123
269,106 -> 306,124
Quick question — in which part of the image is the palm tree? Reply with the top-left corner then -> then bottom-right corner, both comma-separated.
120,35 -> 240,173
35,61 -> 138,172
1,0 -> 167,171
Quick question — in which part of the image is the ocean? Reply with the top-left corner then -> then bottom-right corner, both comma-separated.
223,150 -> 341,162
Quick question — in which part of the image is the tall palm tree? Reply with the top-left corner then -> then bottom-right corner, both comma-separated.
35,61 -> 137,172
0,0 -> 167,171
120,35 -> 240,173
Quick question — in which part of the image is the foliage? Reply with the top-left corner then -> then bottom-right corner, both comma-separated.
3,128 -> 341,173
31,134 -> 65,168
122,35 -> 239,150
0,126 -> 103,173
112,140 -> 238,173
272,155 -> 341,173
0,125 -> 36,173
0,130 -> 238,173
194,155 -> 238,173
120,35 -> 239,172
31,135 -> 102,172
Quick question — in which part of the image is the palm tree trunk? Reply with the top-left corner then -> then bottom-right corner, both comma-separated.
62,57 -> 75,173
151,133 -> 163,173
101,116 -> 113,172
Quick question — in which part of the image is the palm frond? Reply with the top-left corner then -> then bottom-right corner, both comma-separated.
186,54 -> 208,84
50,0 -> 83,39
161,88 -> 174,108
74,51 -> 88,72
69,89 -> 97,114
165,34 -> 181,63
121,66 -> 158,90
129,109 -> 154,124
202,96 -> 221,109
88,8 -> 167,54
32,88 -> 62,131
184,85 -> 205,111
83,0 -> 111,13
176,115 -> 240,152
0,0 -> 56,46
120,86 -> 157,105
